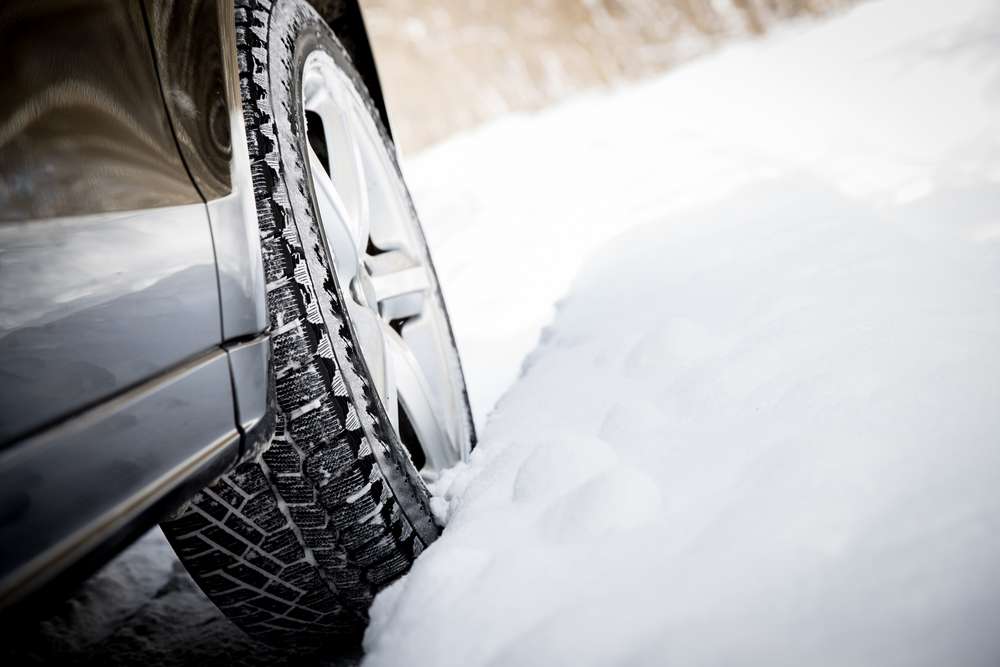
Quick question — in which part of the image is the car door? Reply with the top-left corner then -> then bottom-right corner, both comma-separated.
0,0 -> 250,610
0,0 -> 223,445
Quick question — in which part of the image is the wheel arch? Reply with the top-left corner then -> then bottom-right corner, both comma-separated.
307,0 -> 394,140
140,0 -> 394,346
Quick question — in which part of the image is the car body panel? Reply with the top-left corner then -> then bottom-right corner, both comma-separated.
0,0 -> 225,446
0,349 -> 240,610
0,203 -> 222,446
143,0 -> 269,340
143,0 -> 233,201
0,0 -> 202,221
226,334 -> 275,460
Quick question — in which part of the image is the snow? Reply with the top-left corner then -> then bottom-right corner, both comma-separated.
2,529 -> 349,665
363,0 -> 1000,664
406,0 -> 1000,430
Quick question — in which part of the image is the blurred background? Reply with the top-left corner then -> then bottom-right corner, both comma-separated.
364,0 -> 857,152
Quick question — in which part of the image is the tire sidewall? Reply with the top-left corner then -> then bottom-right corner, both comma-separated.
265,1 -> 441,543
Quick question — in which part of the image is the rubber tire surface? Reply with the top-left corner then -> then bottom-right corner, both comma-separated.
162,0 -> 459,649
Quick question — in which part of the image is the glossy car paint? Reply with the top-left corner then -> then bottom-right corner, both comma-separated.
0,1 -> 222,445
226,333 -> 275,460
144,0 -> 269,340
144,0 -> 233,201
0,350 -> 240,610
0,204 -> 222,445
0,0 -> 202,220
0,0 -> 244,610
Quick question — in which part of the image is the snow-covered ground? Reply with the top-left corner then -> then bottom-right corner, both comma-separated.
2,529 -> 360,665
363,0 -> 1000,664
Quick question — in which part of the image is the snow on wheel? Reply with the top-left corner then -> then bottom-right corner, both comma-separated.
161,0 -> 475,649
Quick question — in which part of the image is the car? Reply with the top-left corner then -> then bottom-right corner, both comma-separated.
0,0 -> 475,648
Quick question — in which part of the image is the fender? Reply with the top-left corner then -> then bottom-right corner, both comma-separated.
141,0 -> 391,462
144,0 -> 393,344
307,0 -> 394,140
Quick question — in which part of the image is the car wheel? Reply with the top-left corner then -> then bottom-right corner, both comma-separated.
161,0 -> 475,648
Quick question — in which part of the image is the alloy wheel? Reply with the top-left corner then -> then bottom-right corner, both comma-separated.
301,51 -> 471,480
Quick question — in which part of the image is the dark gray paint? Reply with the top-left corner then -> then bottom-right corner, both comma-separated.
0,204 -> 222,446
0,349 -> 240,609
0,0 -> 202,221
143,0 -> 233,201
208,0 -> 272,339
225,334 -> 273,457
145,0 -> 269,340
0,1 -> 226,446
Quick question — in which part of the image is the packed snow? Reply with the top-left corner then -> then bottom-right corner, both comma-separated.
363,0 -> 1000,664
1,529 -> 356,665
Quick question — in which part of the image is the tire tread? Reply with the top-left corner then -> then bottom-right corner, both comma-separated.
161,0 -> 432,648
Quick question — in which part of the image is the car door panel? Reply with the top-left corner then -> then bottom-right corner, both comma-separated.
0,0 -> 226,446
0,203 -> 222,445
0,348 -> 239,610
0,0 -> 202,220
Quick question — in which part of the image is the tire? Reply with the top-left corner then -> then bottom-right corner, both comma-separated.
161,0 -> 473,649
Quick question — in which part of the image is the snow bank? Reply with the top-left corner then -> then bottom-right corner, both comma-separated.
407,0 -> 1000,429
364,0 -> 1000,664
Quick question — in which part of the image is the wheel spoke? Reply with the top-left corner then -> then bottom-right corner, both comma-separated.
306,87 -> 370,257
382,321 -> 456,471
349,304 -> 393,419
335,115 -> 371,256
365,249 -> 429,321
308,146 -> 361,279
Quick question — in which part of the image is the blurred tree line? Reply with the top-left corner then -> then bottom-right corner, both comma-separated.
363,0 -> 858,150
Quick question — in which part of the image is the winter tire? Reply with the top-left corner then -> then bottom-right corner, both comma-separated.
161,0 -> 475,649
